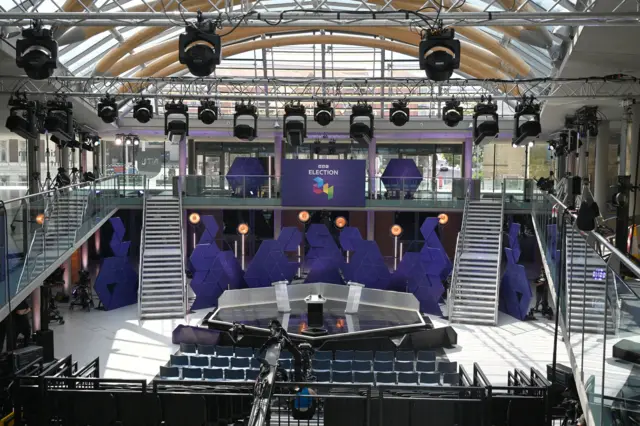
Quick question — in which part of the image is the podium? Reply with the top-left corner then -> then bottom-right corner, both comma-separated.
302,294 -> 328,336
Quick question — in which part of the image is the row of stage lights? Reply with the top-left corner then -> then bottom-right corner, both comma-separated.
114,134 -> 140,146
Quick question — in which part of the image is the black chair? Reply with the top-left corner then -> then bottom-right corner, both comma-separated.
314,370 -> 331,382
373,361 -> 393,372
210,357 -> 230,368
314,350 -> 333,361
160,366 -> 180,379
376,372 -> 396,385
437,361 -> 458,374
216,346 -> 234,357
416,361 -> 435,372
180,343 -> 197,354
230,357 -> 250,369
333,371 -> 353,383
354,350 -> 374,361
190,356 -> 209,368
417,351 -> 436,362
159,393 -> 207,426
352,360 -> 371,372
397,372 -> 418,385
420,372 -> 440,385
394,361 -> 414,372
203,368 -> 224,381
354,371 -> 375,384
250,358 -> 262,369
313,359 -> 331,371
225,369 -> 244,381
235,347 -> 254,358
442,372 -> 460,386
183,367 -> 203,380
335,350 -> 354,361
375,351 -> 394,362
395,351 -> 414,362
198,344 -> 216,355
332,361 -> 352,372
170,355 -> 189,367
246,369 -> 259,381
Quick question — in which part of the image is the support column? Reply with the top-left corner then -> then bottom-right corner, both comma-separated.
594,121 -> 610,211
556,154 -> 566,179
463,138 -> 473,178
99,138 -> 106,177
367,138 -> 376,241
567,151 -> 577,176
273,134 -> 283,239
63,258 -> 71,295
27,137 -> 40,195
60,146 -> 69,171
31,287 -> 41,332
187,138 -> 196,175
179,136 -> 187,177
628,104 -> 640,220
578,131 -> 588,179
621,110 -> 632,175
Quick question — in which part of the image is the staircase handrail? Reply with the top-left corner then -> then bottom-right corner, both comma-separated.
448,179 -> 472,318
74,180 -> 95,243
2,176 -> 114,205
137,178 -> 148,319
178,176 -> 187,315
493,179 -> 506,324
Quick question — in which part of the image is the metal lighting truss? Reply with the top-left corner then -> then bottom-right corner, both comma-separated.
0,10 -> 639,27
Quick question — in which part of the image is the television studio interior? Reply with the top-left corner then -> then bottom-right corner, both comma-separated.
0,2 -> 639,425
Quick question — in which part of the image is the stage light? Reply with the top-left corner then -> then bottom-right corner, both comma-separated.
298,210 -> 310,223
44,98 -> 74,145
6,94 -> 40,140
179,16 -> 221,77
442,98 -> 463,127
164,101 -> 189,140
512,96 -> 541,148
438,213 -> 449,225
198,100 -> 218,125
35,213 -> 45,225
390,224 -> 403,237
16,20 -> 57,80
237,223 -> 249,235
97,95 -> 118,124
472,96 -> 499,146
133,136 -> 140,146
389,101 -> 409,127
284,102 -> 307,147
334,216 -> 347,229
93,136 -> 101,147
189,213 -> 201,225
419,28 -> 460,81
233,102 -> 258,141
80,133 -> 95,152
350,102 -> 374,147
133,99 -> 153,123
314,100 -> 334,126
125,135 -> 133,145
115,135 -> 123,146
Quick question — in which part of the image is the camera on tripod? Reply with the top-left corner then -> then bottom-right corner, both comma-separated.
70,269 -> 94,311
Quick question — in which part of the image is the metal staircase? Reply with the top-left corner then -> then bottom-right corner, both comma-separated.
138,192 -> 186,319
565,228 -> 616,334
449,184 -> 505,326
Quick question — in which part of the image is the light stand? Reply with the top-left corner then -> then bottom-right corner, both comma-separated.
42,133 -> 53,191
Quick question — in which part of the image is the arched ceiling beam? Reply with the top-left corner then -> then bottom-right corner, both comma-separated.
495,0 -> 554,47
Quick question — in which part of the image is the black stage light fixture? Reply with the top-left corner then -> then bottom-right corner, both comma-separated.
178,13 -> 222,77
419,28 -> 460,81
198,100 -> 218,125
44,98 -> 74,145
164,101 -> 189,140
80,133 -> 94,152
314,100 -> 334,126
133,99 -> 153,123
512,96 -> 541,148
442,98 -> 463,127
283,102 -> 307,147
389,101 -> 409,127
92,136 -> 101,147
97,94 -> 118,124
472,96 -> 499,146
233,102 -> 258,141
16,20 -> 58,80
6,93 -> 40,140
350,102 -> 374,147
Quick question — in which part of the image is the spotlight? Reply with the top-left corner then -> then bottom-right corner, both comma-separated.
133,136 -> 140,146
44,98 -> 74,145
419,28 -> 460,81
98,94 -> 118,124
298,210 -> 310,223
512,96 -> 541,148
6,93 -> 41,139
115,135 -> 123,146
334,216 -> 347,229
389,101 -> 409,127
16,20 -> 57,80
35,213 -> 45,225
189,212 -> 201,225
133,99 -> 153,123
233,102 -> 258,141
472,96 -> 499,146
198,100 -> 218,125
80,133 -> 94,152
178,15 -> 221,77
443,98 -> 463,127
438,213 -> 449,225
314,100 -> 334,126
237,223 -> 249,235
350,102 -> 374,147
283,102 -> 307,147
125,135 -> 132,145
164,101 -> 189,140
390,224 -> 403,237
92,136 -> 101,147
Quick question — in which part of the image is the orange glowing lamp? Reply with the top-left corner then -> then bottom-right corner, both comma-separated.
438,213 -> 449,225
35,213 -> 45,225
189,213 -> 201,225
237,223 -> 250,235
390,224 -> 403,237
298,210 -> 310,223
334,216 -> 347,229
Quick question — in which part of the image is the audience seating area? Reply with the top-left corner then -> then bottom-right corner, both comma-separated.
161,344 -> 459,386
